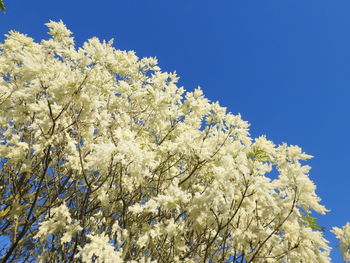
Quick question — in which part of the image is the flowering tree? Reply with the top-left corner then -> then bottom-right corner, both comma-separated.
0,20 -> 347,262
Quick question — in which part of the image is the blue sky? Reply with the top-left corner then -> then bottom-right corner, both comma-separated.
1,0 -> 349,261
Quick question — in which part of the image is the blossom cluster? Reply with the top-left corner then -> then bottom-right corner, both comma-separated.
332,223 -> 350,262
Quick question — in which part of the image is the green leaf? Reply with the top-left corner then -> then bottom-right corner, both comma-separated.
303,215 -> 325,232
247,147 -> 269,161
0,0 -> 5,12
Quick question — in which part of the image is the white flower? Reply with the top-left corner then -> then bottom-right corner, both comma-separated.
77,233 -> 123,263
332,223 -> 350,262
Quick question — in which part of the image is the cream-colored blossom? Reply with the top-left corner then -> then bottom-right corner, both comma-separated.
77,233 -> 123,263
34,204 -> 82,245
332,223 -> 350,262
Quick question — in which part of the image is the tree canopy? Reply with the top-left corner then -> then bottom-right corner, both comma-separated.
0,20 -> 349,262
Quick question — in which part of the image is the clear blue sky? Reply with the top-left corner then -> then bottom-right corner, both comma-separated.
1,1 -> 349,261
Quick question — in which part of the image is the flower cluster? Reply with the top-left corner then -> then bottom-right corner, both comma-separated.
332,223 -> 350,262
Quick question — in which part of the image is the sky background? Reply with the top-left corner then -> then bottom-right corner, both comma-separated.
1,0 -> 349,261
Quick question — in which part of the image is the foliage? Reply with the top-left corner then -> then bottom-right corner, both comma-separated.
0,0 -> 5,13
303,215 -> 325,232
0,20 -> 344,262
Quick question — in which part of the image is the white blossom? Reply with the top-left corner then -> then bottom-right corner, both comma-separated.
332,223 -> 350,262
